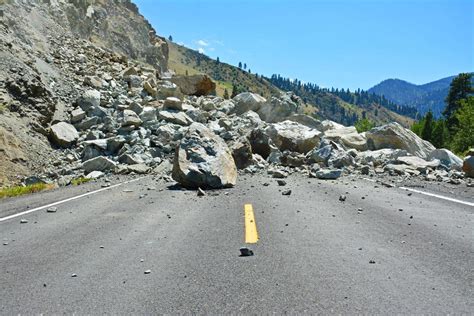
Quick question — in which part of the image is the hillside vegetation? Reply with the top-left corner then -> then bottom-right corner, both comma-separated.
168,41 -> 414,127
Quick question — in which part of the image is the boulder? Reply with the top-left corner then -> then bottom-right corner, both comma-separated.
232,139 -> 253,170
365,122 -> 435,159
83,156 -> 117,173
158,110 -> 194,126
340,133 -> 368,151
358,149 -> 408,166
123,164 -> 150,174
156,81 -> 183,99
248,128 -> 272,159
397,156 -> 440,171
308,141 -> 354,168
428,149 -> 463,170
122,109 -> 142,127
320,120 -> 345,132
257,93 -> 301,123
463,156 -> 474,178
70,108 -> 86,123
287,114 -> 322,130
280,151 -> 306,167
50,122 -> 79,148
78,89 -> 100,111
171,74 -> 216,96
324,126 -> 358,141
232,92 -> 267,115
265,120 -> 321,154
163,97 -> 183,111
85,171 -> 104,179
172,123 -> 237,188
315,169 -> 342,180
139,107 -> 157,122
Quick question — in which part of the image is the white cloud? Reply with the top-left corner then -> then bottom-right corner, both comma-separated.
198,47 -> 205,54
197,40 -> 209,47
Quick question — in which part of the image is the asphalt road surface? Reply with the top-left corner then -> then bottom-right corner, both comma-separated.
1,174 -> 473,314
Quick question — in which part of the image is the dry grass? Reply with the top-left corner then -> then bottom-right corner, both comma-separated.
0,183 -> 55,199
71,177 -> 91,186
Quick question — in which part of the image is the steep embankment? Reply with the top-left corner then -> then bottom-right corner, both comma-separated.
0,0 -> 168,186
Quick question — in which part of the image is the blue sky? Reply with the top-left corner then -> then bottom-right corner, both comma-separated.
134,0 -> 473,90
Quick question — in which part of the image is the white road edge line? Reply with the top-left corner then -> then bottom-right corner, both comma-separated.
0,177 -> 147,223
362,177 -> 474,207
398,187 -> 474,207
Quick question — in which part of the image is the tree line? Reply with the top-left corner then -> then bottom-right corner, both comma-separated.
411,73 -> 473,155
267,74 -> 419,119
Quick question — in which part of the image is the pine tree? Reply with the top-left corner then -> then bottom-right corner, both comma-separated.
452,96 -> 474,154
238,62 -> 242,69
168,35 -> 173,42
431,119 -> 449,148
223,88 -> 229,99
444,73 -> 473,131
244,63 -> 247,70
216,57 -> 220,63
421,110 -> 434,141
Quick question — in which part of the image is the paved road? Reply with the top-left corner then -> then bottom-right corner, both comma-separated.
1,174 -> 473,314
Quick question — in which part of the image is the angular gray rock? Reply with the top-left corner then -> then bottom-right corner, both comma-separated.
172,123 -> 237,188
315,169 -> 342,180
232,139 -> 253,170
78,89 -> 100,111
50,122 -> 79,148
232,92 -> 267,115
365,122 -> 435,159
83,156 -> 117,173
340,132 -> 368,151
428,149 -> 463,170
397,156 -> 440,171
170,74 -> 216,96
463,156 -> 474,178
158,110 -> 194,126
266,120 -> 321,154
122,109 -> 142,127
70,108 -> 86,123
163,97 -> 183,111
257,92 -> 303,123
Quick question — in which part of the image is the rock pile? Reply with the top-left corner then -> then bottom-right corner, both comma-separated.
0,1 -> 471,189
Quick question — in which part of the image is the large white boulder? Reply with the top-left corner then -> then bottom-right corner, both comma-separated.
257,93 -> 302,123
172,123 -> 237,188
50,122 -> 79,148
365,122 -> 435,159
428,149 -> 463,170
265,120 -> 321,154
232,92 -> 267,115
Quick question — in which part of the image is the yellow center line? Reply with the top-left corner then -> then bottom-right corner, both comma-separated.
244,204 -> 259,244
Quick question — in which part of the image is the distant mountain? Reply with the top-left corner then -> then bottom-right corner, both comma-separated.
368,76 -> 458,118
168,41 -> 414,127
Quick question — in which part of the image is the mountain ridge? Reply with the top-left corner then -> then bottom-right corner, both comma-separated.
368,75 -> 461,117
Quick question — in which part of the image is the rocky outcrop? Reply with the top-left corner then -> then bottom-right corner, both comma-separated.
171,75 -> 216,96
366,123 -> 435,159
172,123 -> 237,188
